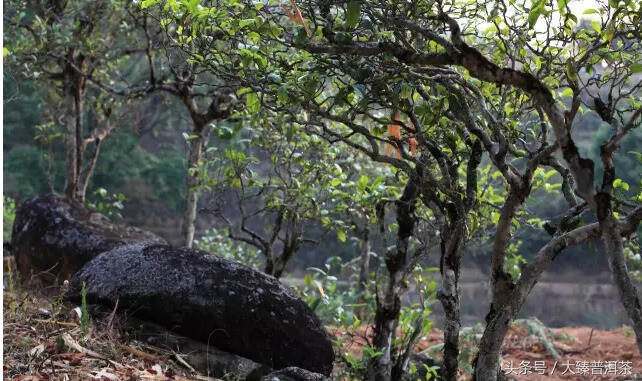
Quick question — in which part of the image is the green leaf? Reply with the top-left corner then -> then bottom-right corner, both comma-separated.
294,26 -> 308,44
277,85 -> 289,104
628,150 -> 642,162
614,179 -> 630,191
583,8 -> 598,14
345,1 -> 361,30
186,0 -> 200,12
565,60 -> 578,81
357,174 -> 369,188
237,87 -> 252,96
217,125 -> 234,139
140,0 -> 157,9
528,0 -> 546,28
239,19 -> 255,28
267,73 -> 282,84
631,63 -> 642,74
246,92 -> 261,113
561,88 -> 573,97
602,21 -> 615,44
337,230 -> 347,242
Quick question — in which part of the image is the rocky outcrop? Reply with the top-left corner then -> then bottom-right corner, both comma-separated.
67,244 -> 334,375
10,194 -> 165,283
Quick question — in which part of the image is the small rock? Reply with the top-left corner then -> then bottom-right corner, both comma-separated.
260,367 -> 332,381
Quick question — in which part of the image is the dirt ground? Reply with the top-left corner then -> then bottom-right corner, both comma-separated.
5,287 -> 642,381
498,326 -> 641,380
3,290 -> 211,381
333,323 -> 642,381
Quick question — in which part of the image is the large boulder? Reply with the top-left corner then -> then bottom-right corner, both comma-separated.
67,243 -> 334,375
10,194 -> 165,283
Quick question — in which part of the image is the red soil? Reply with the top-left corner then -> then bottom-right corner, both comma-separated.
333,325 -> 641,380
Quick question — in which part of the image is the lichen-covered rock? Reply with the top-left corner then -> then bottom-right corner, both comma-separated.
260,367 -> 332,381
11,193 -> 165,283
67,244 -> 334,375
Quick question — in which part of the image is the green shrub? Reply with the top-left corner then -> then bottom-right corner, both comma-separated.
194,227 -> 262,269
86,188 -> 126,220
3,195 -> 16,241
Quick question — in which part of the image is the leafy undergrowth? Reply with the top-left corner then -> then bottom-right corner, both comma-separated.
3,288 -> 220,381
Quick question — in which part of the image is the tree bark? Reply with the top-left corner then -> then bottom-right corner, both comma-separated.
475,188 -> 525,381
182,123 -> 211,248
598,127 -> 642,354
368,180 -> 418,381
353,226 -> 371,319
62,55 -> 88,202
437,222 -> 465,381
77,138 -> 102,204
436,139 -> 482,381
602,214 -> 642,352
271,235 -> 301,279
597,184 -> 642,353
73,76 -> 85,201
358,227 -> 371,294
63,72 -> 79,199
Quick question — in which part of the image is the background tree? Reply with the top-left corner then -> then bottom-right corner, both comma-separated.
200,117 -> 341,278
4,0 -> 146,202
81,1 -> 243,247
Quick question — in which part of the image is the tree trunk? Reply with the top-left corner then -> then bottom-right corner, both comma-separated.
356,226 -> 371,319
63,78 -> 79,199
62,55 -> 87,202
596,143 -> 642,354
272,259 -> 288,279
601,209 -> 642,353
272,240 -> 300,279
73,78 -> 85,201
77,139 -> 102,204
438,222 -> 465,381
182,124 -> 211,248
264,257 -> 274,276
368,180 -> 418,381
474,190 -> 524,381
474,307 -> 513,381
358,227 -> 371,295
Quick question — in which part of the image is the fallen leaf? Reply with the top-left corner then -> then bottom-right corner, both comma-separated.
151,364 -> 163,374
29,344 -> 45,357
94,369 -> 119,380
